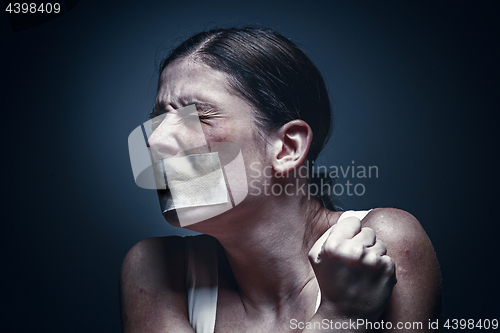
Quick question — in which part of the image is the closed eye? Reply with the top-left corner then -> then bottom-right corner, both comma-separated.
148,102 -> 219,124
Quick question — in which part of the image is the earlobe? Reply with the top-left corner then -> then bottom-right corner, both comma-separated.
272,120 -> 312,175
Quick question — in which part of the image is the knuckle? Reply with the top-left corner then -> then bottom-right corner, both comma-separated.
361,227 -> 375,238
339,216 -> 361,231
381,255 -> 396,272
323,237 -> 340,255
350,217 -> 362,231
338,241 -> 363,260
362,251 -> 379,266
375,240 -> 387,254
360,227 -> 376,245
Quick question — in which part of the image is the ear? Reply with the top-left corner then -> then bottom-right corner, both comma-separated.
271,120 -> 313,175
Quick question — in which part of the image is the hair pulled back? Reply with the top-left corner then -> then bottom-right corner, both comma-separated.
159,27 -> 337,210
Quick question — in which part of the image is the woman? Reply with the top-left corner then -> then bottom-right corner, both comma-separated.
121,27 -> 442,332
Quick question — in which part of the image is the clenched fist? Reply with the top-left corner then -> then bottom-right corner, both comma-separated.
309,216 -> 397,321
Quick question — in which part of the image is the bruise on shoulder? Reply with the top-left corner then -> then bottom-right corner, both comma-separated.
361,208 -> 438,285
361,208 -> 430,260
361,208 -> 442,326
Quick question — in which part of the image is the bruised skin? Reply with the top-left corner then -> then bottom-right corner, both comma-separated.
123,57 -> 441,332
153,58 -> 268,197
151,59 -> 267,228
154,58 -> 256,148
121,208 -> 441,332
213,208 -> 440,332
362,208 -> 442,331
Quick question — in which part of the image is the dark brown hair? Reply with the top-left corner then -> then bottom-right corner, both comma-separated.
159,27 -> 337,210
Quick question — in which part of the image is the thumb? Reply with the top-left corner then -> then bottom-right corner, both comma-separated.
308,225 -> 334,264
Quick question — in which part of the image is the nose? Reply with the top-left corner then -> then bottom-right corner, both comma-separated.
147,114 -> 181,160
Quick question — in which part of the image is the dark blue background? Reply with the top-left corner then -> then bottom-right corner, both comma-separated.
2,0 -> 499,331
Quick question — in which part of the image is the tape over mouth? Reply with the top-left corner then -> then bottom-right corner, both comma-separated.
158,151 -> 229,211
158,143 -> 247,226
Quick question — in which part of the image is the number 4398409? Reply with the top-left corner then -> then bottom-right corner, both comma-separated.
443,319 -> 498,330
6,3 -> 61,14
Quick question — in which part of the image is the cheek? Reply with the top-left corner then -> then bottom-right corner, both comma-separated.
203,118 -> 264,168
203,121 -> 265,171
203,119 -> 243,144
204,126 -> 230,143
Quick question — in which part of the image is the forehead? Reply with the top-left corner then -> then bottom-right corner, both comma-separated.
156,59 -> 233,107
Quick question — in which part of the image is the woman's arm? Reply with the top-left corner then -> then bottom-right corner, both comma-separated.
365,208 -> 442,332
120,236 -> 196,333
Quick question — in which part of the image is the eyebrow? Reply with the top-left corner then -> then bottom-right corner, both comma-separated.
193,102 -> 217,110
150,100 -> 167,119
150,100 -> 217,118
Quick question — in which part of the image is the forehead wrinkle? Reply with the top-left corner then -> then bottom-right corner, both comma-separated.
159,83 -> 227,110
159,59 -> 236,107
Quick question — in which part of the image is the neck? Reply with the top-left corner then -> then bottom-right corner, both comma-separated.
187,195 -> 341,316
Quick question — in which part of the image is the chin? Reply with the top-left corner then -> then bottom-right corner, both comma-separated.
162,210 -> 181,227
162,201 -> 234,227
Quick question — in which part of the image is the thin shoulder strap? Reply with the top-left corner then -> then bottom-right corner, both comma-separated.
314,209 -> 372,312
185,235 -> 219,333
337,210 -> 372,223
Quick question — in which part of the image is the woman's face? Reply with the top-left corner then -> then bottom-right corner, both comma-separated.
148,58 -> 270,226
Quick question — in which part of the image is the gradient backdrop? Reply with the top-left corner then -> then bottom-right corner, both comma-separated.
2,0 -> 499,331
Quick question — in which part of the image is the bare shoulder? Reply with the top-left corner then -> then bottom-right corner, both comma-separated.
362,208 -> 429,249
120,236 -> 194,332
361,207 -> 441,281
363,208 -> 442,330
121,236 -> 186,291
362,208 -> 438,267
